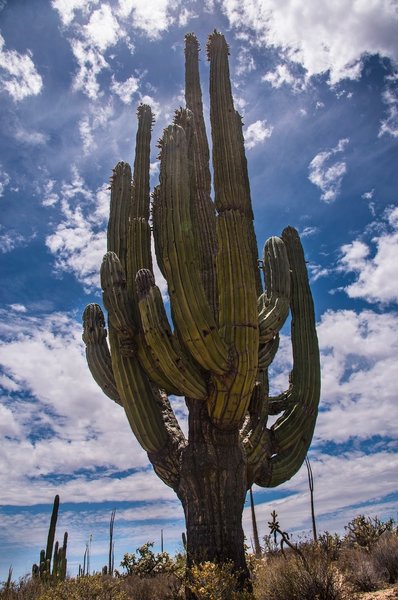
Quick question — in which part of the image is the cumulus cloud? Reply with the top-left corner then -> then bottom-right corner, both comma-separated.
338,206 -> 398,304
218,0 -> 398,85
308,138 -> 349,202
316,308 -> 398,442
116,0 -> 177,38
13,126 -> 48,145
0,34 -> 43,101
244,119 -> 273,149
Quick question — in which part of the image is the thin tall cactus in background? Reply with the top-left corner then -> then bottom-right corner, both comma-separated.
32,495 -> 68,581
83,31 -> 320,586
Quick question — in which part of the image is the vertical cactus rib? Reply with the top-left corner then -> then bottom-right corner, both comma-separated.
265,226 -> 320,486
82,304 -> 121,405
136,268 -> 207,399
184,33 -> 218,315
156,123 -> 229,374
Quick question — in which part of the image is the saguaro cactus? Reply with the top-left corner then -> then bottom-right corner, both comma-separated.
83,31 -> 320,583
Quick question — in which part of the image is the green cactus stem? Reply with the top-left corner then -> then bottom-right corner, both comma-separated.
82,31 -> 320,585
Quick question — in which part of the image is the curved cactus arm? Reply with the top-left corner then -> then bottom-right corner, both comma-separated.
108,326 -> 171,454
136,268 -> 207,399
99,251 -> 178,393
184,33 -> 218,315
258,226 -> 320,487
155,123 -> 229,374
82,304 -> 122,405
258,236 -> 290,344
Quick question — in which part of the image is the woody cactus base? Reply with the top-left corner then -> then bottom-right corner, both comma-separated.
83,31 -> 320,584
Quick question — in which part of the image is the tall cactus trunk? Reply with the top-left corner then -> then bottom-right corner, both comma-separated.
178,400 -> 249,581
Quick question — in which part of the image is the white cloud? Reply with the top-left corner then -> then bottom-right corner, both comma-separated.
116,0 -> 177,38
262,63 -> 304,91
0,167 -> 10,197
70,38 -> 108,99
316,308 -> 398,443
0,227 -> 33,254
244,119 -> 273,149
41,179 -> 59,207
218,0 -> 398,85
9,304 -> 28,313
45,169 -> 107,290
0,34 -> 43,101
51,0 -> 98,26
111,74 -> 140,104
338,206 -> 398,304
0,309 -> 152,505
308,138 -> 349,202
246,451 -> 398,539
235,47 -> 256,77
13,126 -> 48,145
84,4 -> 122,51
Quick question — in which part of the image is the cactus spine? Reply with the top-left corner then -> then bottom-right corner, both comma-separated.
83,31 -> 320,582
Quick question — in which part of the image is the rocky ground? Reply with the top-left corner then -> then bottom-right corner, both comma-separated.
356,585 -> 398,599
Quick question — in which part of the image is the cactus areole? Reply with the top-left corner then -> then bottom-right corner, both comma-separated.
83,32 -> 320,584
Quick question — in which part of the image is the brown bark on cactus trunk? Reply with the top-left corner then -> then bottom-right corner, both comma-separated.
177,400 -> 250,588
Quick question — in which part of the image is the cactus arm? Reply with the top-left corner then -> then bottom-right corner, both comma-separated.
107,162 -> 132,271
136,268 -> 207,399
258,236 -> 290,343
184,33 -> 218,315
82,304 -> 121,405
207,30 -> 262,297
208,210 -> 259,427
156,123 -> 229,374
258,227 -> 321,487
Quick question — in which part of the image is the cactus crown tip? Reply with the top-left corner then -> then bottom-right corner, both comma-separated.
206,30 -> 229,60
136,268 -> 155,299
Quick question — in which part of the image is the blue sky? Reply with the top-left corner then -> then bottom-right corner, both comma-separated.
1,0 -> 398,580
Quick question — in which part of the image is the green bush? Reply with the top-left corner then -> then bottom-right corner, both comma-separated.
344,514 -> 397,550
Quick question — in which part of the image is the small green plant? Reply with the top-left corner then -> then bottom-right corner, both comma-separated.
318,532 -> 343,561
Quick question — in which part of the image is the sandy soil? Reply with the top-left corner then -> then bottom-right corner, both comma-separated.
355,585 -> 398,599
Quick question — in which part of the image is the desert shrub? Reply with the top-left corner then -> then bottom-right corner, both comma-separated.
121,573 -> 183,600
339,547 -> 381,592
36,574 -> 128,600
253,544 -> 346,600
318,532 -> 343,561
186,561 -> 253,600
120,542 -> 175,578
344,514 -> 397,550
0,575 -> 46,600
371,530 -> 398,584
